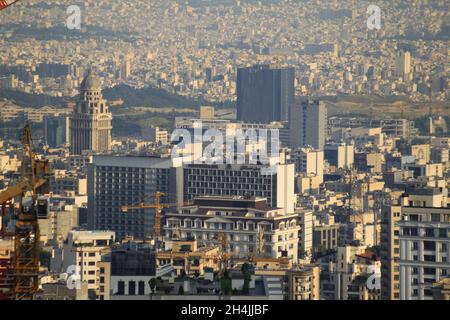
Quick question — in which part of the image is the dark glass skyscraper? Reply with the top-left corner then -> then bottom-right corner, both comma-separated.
237,65 -> 295,123
44,115 -> 69,148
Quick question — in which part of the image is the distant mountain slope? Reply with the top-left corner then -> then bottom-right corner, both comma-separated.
102,84 -> 207,109
0,84 -> 233,110
0,89 -> 66,108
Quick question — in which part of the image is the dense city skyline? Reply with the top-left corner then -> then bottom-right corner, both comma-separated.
0,0 -> 449,306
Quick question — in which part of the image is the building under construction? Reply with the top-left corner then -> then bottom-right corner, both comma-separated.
0,125 -> 51,300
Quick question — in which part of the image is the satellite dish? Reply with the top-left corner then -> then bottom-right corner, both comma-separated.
0,0 -> 20,11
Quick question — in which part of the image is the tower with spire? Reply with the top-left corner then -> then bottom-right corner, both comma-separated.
70,71 -> 113,155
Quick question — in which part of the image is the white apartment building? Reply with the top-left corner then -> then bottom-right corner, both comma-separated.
51,230 -> 115,294
184,162 -> 296,214
293,148 -> 324,184
164,196 -> 300,261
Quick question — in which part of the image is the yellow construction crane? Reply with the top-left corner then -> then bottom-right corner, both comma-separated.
120,191 -> 172,238
121,193 -> 193,238
0,124 -> 50,300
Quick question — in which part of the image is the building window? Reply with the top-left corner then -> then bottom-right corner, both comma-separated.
424,241 -> 436,251
129,281 -> 136,295
424,268 -> 435,276
117,281 -> 125,295
138,281 -> 145,295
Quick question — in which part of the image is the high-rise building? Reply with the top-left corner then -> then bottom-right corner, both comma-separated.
398,187 -> 450,300
120,59 -> 131,80
70,72 -> 112,155
237,65 -> 294,123
380,204 -> 402,300
87,155 -> 183,240
289,99 -> 327,150
183,162 -> 296,214
395,51 -> 411,78
44,114 -> 70,148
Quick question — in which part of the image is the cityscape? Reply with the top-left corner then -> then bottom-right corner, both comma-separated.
0,0 -> 449,305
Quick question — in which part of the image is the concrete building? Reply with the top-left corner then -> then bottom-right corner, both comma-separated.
313,223 -> 340,255
288,265 -> 320,300
174,117 -> 290,149
293,148 -> 324,184
298,210 -> 313,259
289,99 -> 327,150
107,240 -> 158,299
156,239 -> 220,277
354,152 -> 385,173
148,126 -> 169,145
87,155 -> 183,240
395,51 -> 411,78
70,72 -> 112,155
411,144 -> 431,164
380,119 -> 416,139
183,162 -> 295,214
163,196 -> 300,261
51,170 -> 87,196
38,202 -> 79,245
380,204 -> 402,300
51,230 -> 115,298
319,246 -> 381,300
398,187 -> 450,300
324,143 -> 354,170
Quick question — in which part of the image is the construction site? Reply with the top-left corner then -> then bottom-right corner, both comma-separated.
0,124 -> 50,300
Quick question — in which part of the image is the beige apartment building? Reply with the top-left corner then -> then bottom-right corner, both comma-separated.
51,230 -> 115,297
319,246 -> 381,300
288,265 -> 320,300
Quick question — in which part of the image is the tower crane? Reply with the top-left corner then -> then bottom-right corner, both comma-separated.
120,192 -> 185,238
0,124 -> 50,300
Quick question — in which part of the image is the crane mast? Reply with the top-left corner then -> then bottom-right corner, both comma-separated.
0,125 -> 50,300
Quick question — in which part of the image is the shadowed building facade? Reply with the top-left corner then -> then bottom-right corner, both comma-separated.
237,65 -> 294,123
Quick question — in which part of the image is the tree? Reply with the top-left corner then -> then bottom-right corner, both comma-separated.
241,263 -> 252,294
220,270 -> 232,296
178,285 -> 185,295
148,278 -> 157,294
